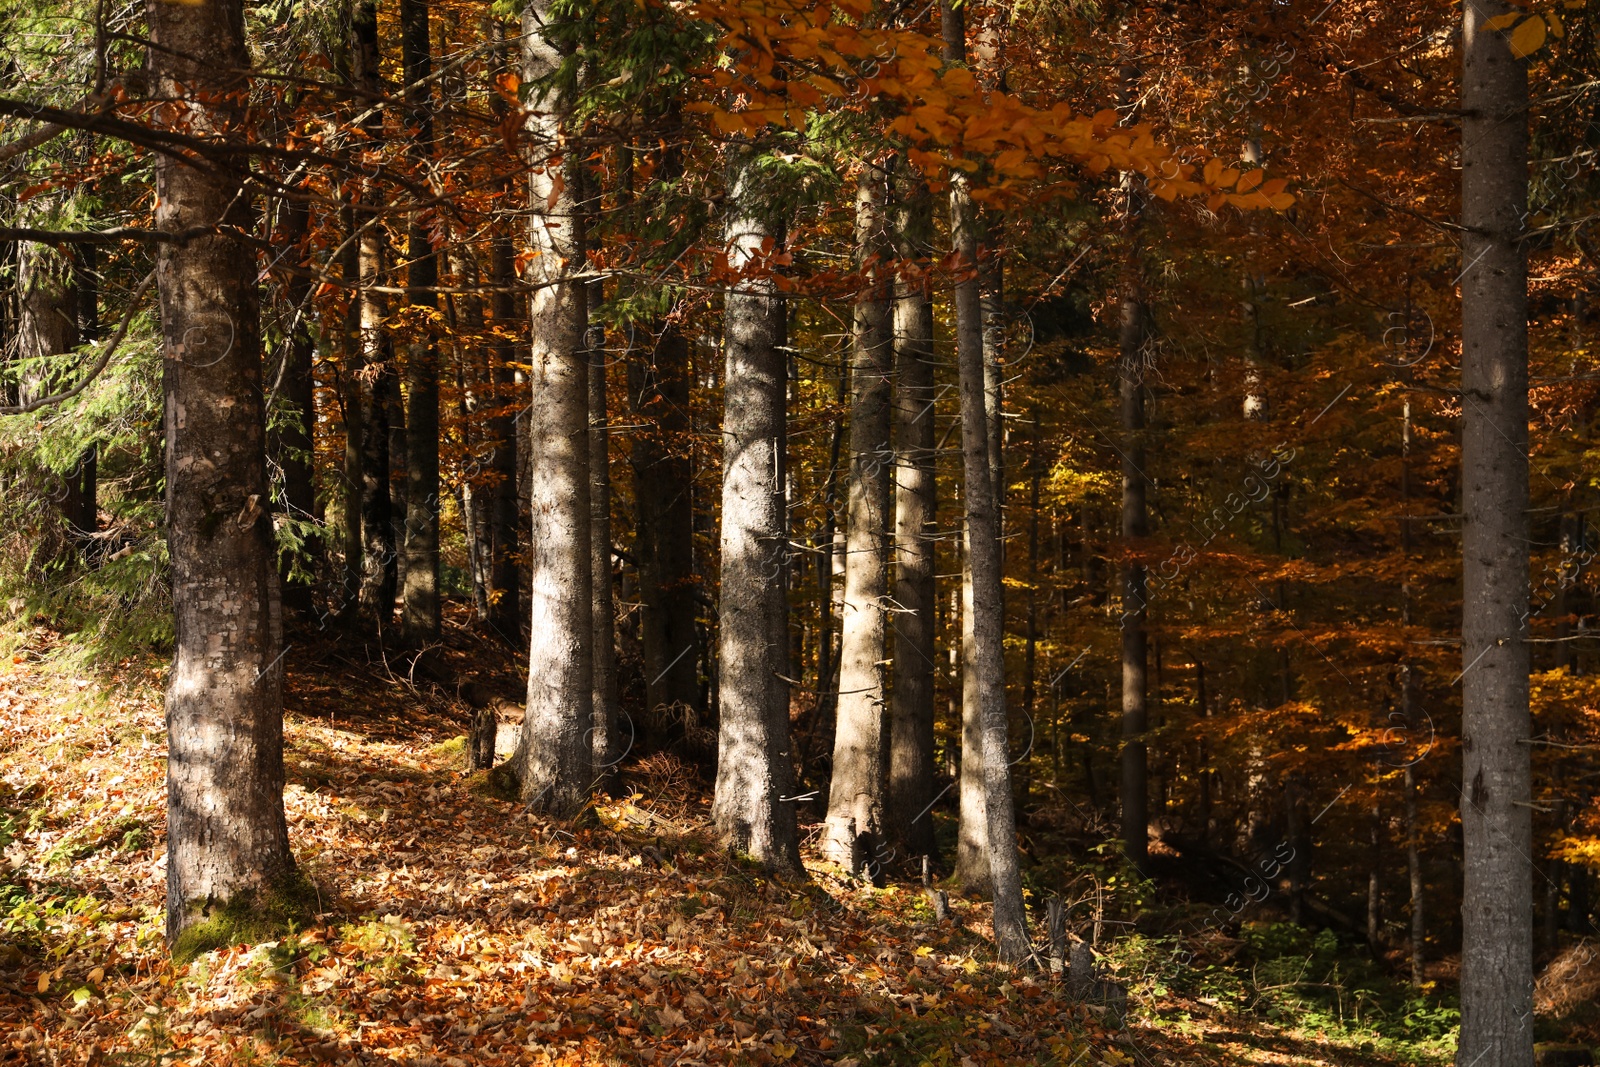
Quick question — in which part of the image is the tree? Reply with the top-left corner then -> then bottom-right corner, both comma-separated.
712,144 -> 803,874
400,0 -> 442,644
504,0 -> 594,816
825,160 -> 894,873
888,173 -> 938,864
147,0 -> 295,947
351,0 -> 398,629
1456,2 -> 1534,1064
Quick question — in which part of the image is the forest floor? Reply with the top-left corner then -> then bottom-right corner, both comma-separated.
0,610 -> 1474,1067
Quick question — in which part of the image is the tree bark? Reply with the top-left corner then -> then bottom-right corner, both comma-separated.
273,197 -> 317,616
352,1 -> 397,629
711,144 -> 803,875
338,201 -> 365,626
147,0 -> 295,944
888,175 -> 938,864
587,233 -> 620,776
953,171 -> 1029,965
482,16 -> 522,645
1457,5 -> 1533,1065
1116,76 -> 1150,874
825,162 -> 894,873
400,0 -> 441,644
506,0 -> 593,816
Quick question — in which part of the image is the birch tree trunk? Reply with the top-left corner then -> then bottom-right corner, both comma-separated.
505,0 -> 593,815
712,145 -> 803,874
148,0 -> 295,946
825,162 -> 894,873
1457,5 -> 1533,1065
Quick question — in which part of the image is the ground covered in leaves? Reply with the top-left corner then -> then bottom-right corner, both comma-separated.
1,617 -> 1453,1067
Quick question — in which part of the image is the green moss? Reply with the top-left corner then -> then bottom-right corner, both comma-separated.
485,758 -> 522,801
170,870 -> 323,966
429,735 -> 468,770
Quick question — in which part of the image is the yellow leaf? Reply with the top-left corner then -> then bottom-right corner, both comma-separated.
1218,167 -> 1241,188
1509,16 -> 1547,58
36,972 -> 49,993
1236,169 -> 1265,193
1206,192 -> 1226,212
1547,12 -> 1564,38
1202,157 -> 1223,186
1268,191 -> 1296,210
773,1042 -> 798,1060
1481,12 -> 1520,31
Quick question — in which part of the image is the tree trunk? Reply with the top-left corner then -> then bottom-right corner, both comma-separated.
338,201 -> 365,626
711,144 -> 803,875
148,0 -> 295,945
505,0 -> 593,816
825,162 -> 894,873
953,167 -> 1029,966
1116,82 -> 1150,874
888,175 -> 938,863
16,234 -> 86,559
352,2 -> 397,629
1457,5 -> 1533,1065
627,119 -> 701,724
69,242 -> 99,545
587,240 -> 620,776
273,197 -> 317,616
400,0 -> 441,644
945,0 -> 989,895
1405,755 -> 1427,986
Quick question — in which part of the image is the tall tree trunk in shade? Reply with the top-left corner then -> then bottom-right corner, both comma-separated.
273,196 -> 318,616
957,509 -> 990,891
147,0 -> 295,944
627,118 -> 701,725
1457,5 -> 1533,1066
400,0 -> 440,644
1116,72 -> 1150,872
825,162 -> 894,874
352,1 -> 397,629
503,0 -> 593,816
69,242 -> 98,544
944,0 -> 990,894
447,243 -> 491,622
16,233 -> 84,557
712,145 -> 803,875
338,202 -> 365,626
888,176 -> 938,864
586,193 -> 620,776
484,16 -> 521,646
952,163 -> 1029,967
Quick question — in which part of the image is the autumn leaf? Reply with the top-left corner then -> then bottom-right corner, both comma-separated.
1508,15 -> 1547,58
